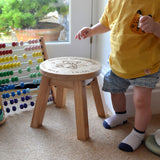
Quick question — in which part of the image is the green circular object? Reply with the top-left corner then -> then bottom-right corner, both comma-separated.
27,67 -> 31,72
0,80 -> 2,85
3,72 -> 6,77
18,69 -> 22,73
36,65 -> 40,70
37,72 -> 41,77
0,73 -> 3,77
6,71 -> 9,76
6,78 -> 10,83
145,134 -> 160,156
29,73 -> 33,78
15,76 -> 19,81
10,71 -> 14,75
33,72 -> 36,78
11,77 -> 15,82
2,79 -> 5,84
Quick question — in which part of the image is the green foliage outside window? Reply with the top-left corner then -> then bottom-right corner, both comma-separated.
0,0 -> 69,34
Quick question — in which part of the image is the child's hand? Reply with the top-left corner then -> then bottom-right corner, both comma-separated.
75,27 -> 92,40
139,16 -> 156,34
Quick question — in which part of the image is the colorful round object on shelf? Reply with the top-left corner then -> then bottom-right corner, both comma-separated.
12,42 -> 16,47
30,101 -> 34,106
12,106 -> 17,111
6,108 -> 10,113
17,90 -> 21,95
6,93 -> 10,98
20,104 -> 24,109
10,99 -> 14,104
27,67 -> 31,72
28,60 -> 33,65
23,53 -> 27,59
18,69 -> 22,73
20,82 -> 24,88
22,89 -> 26,94
4,101 -> 8,106
14,98 -> 18,103
24,103 -> 27,108
11,92 -> 16,97
21,96 -> 25,102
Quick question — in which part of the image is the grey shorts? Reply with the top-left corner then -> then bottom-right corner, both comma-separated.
102,70 -> 160,93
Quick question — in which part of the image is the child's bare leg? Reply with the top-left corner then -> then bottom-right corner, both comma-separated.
103,93 -> 127,129
119,86 -> 152,152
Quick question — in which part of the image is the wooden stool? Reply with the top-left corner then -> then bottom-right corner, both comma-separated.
31,57 -> 105,141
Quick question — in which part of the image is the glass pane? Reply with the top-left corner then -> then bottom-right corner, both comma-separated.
0,0 -> 70,43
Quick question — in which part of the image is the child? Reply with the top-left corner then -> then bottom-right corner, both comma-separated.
75,0 -> 160,152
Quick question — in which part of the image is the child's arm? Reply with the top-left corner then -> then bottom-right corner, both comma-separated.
75,23 -> 110,40
140,16 -> 160,38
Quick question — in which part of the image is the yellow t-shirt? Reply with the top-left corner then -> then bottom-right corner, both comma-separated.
100,0 -> 160,79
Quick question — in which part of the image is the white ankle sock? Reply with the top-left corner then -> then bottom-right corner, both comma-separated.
103,112 -> 127,129
119,128 -> 145,152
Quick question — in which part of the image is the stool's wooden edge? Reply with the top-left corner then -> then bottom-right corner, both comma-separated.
40,68 -> 102,81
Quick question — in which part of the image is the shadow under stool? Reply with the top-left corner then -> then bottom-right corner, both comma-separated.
31,57 -> 105,141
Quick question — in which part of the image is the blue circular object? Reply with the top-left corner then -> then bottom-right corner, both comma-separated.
24,103 -> 27,108
11,84 -> 15,89
20,82 -> 25,88
3,101 -> 8,106
14,98 -> 18,103
30,101 -> 34,106
26,88 -> 30,93
6,93 -> 10,98
17,90 -> 21,95
12,106 -> 17,111
10,99 -> 14,104
6,108 -> 10,113
4,86 -> 8,91
20,104 -> 24,109
2,94 -> 6,99
0,87 -> 3,92
25,95 -> 30,101
21,96 -> 25,102
11,92 -> 16,97
22,89 -> 26,94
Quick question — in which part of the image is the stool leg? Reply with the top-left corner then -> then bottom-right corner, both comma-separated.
31,76 -> 51,128
55,86 -> 66,108
90,77 -> 105,118
74,80 -> 89,141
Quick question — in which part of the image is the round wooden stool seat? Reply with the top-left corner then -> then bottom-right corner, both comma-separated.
31,57 -> 105,141
40,57 -> 102,80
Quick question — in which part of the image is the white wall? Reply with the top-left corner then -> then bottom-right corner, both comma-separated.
92,0 -> 160,117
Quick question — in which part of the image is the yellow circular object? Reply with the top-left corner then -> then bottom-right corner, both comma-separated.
28,60 -> 32,65
14,55 -> 18,61
32,52 -> 36,57
17,62 -> 21,67
0,65 -> 2,70
1,57 -> 5,63
9,56 -> 13,61
6,57 -> 9,62
23,53 -> 27,59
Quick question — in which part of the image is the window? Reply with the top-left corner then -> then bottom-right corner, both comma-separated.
0,0 -> 69,43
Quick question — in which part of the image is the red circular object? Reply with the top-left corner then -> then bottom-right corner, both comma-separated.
0,51 -> 2,55
5,50 -> 9,54
2,50 -> 6,55
2,43 -> 6,48
12,42 -> 16,47
9,49 -> 13,54
0,44 -> 2,49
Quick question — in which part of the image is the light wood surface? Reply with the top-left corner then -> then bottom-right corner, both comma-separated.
31,57 -> 105,140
